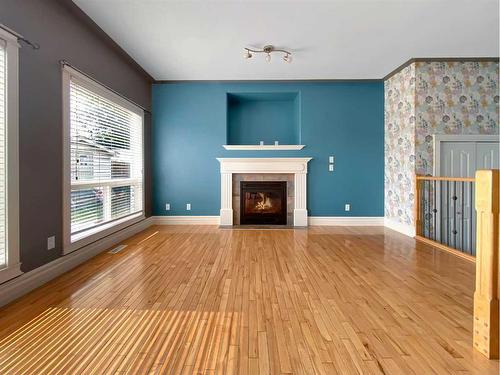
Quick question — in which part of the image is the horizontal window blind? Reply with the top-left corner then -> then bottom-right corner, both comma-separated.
69,78 -> 143,236
0,39 -> 5,266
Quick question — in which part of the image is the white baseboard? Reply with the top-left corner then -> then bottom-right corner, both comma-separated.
308,216 -> 384,226
384,218 -> 416,237
0,217 -> 154,308
151,215 -> 385,227
152,216 -> 220,225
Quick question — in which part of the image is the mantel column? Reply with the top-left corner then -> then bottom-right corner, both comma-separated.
294,172 -> 308,226
220,172 -> 233,226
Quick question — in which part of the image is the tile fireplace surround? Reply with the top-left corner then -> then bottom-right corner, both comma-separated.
216,158 -> 313,226
233,174 -> 294,225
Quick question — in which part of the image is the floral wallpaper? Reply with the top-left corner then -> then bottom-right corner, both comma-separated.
384,63 -> 416,226
384,60 -> 499,228
415,61 -> 499,175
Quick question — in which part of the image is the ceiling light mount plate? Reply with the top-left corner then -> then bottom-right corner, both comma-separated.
262,45 -> 274,53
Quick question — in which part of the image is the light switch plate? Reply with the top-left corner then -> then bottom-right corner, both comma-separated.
345,204 -> 351,212
47,236 -> 55,250
165,203 -> 170,211
329,164 -> 334,172
329,156 -> 334,163
186,203 -> 191,210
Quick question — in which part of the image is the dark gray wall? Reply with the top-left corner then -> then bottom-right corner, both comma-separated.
0,0 -> 152,272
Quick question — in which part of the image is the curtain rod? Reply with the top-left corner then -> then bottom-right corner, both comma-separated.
60,60 -> 151,114
0,24 -> 39,49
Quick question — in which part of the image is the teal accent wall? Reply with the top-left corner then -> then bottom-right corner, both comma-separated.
227,92 -> 300,145
152,81 -> 384,217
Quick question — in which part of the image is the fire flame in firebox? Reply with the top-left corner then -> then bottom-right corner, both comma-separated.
255,193 -> 273,211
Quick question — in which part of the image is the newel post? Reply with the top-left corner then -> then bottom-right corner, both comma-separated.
473,169 -> 499,359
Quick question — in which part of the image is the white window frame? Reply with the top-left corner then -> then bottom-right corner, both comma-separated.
0,28 -> 21,283
62,65 -> 145,255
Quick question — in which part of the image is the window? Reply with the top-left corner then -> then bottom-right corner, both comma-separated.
63,66 -> 144,253
0,27 -> 20,283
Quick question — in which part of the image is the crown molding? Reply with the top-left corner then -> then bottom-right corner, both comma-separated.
383,57 -> 500,81
153,57 -> 499,84
153,79 -> 383,84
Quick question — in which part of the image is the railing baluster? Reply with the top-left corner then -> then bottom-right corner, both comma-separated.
443,180 -> 447,246
424,180 -> 428,239
428,180 -> 431,239
420,180 -> 424,236
440,180 -> 443,244
453,181 -> 457,249
469,181 -> 472,254
415,175 -> 476,259
461,181 -> 465,253
422,180 -> 426,238
471,182 -> 475,256
433,180 -> 437,241
424,180 -> 426,237
446,181 -> 451,246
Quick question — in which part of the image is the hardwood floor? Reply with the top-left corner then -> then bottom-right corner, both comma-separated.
0,225 -> 497,374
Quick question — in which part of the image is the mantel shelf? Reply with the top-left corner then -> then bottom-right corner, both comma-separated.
222,145 -> 305,151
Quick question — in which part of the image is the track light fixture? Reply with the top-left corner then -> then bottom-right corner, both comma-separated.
244,45 -> 292,63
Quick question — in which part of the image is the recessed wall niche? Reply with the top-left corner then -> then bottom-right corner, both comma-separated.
226,92 -> 300,145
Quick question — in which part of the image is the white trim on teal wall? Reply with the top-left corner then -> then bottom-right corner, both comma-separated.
152,216 -> 220,225
308,217 -> 384,226
151,215 -> 385,226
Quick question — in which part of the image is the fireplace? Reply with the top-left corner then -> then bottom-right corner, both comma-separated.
217,158 -> 312,226
240,181 -> 287,225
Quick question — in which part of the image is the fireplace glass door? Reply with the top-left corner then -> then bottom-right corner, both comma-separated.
240,181 -> 287,225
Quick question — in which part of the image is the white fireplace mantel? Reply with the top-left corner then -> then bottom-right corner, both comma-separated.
216,158 -> 313,226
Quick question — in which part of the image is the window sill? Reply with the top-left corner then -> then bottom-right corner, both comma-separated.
0,263 -> 23,284
64,212 -> 144,255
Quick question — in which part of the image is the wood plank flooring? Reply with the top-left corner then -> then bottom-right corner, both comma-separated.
0,225 -> 498,374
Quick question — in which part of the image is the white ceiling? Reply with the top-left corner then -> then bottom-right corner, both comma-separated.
73,0 -> 499,81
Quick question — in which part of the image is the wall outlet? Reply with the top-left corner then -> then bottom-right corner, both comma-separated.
329,156 -> 334,163
329,164 -> 334,172
165,203 -> 170,211
186,203 -> 191,210
47,236 -> 55,250
345,204 -> 351,212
